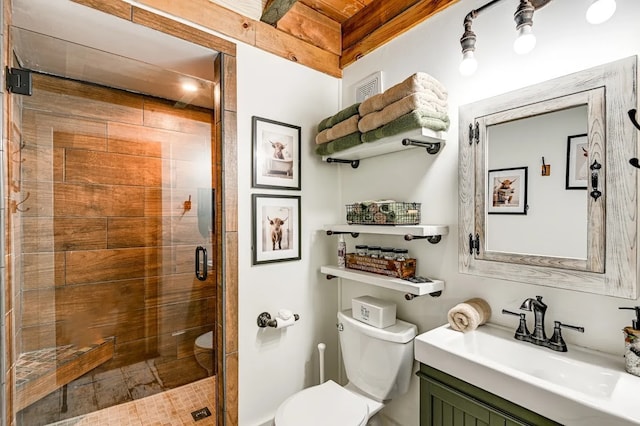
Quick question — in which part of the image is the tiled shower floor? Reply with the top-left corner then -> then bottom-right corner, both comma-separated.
18,360 -> 215,425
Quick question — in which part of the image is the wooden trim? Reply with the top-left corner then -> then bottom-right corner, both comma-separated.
340,0 -> 459,68
70,0 -> 132,20
255,20 -> 341,78
138,0 -> 341,77
132,7 -> 236,56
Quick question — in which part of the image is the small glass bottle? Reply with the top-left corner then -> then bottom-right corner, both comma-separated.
368,245 -> 381,258
355,244 -> 368,256
393,248 -> 409,261
381,247 -> 395,260
337,234 -> 346,268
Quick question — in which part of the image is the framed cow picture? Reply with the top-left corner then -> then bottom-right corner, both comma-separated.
252,116 -> 301,190
252,194 -> 301,265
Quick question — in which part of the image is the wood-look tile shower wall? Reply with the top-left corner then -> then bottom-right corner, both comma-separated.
18,73 -> 216,371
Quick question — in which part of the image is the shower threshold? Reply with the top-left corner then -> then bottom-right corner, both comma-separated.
15,337 -> 115,411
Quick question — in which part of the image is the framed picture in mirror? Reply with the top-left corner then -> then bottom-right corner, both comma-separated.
488,167 -> 528,215
565,133 -> 588,189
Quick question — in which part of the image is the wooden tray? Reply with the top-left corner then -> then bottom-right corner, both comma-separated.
346,254 -> 416,278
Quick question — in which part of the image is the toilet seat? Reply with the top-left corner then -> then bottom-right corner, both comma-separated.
275,380 -> 369,426
195,331 -> 213,350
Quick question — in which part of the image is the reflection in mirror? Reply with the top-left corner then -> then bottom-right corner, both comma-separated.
486,105 -> 588,259
459,56 -> 638,299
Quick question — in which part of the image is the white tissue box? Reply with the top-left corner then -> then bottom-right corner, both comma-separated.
352,296 -> 396,328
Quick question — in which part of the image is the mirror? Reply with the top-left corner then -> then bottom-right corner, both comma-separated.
459,56 -> 638,299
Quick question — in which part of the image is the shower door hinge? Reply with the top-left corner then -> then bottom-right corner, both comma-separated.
469,233 -> 480,256
6,67 -> 32,96
468,122 -> 479,145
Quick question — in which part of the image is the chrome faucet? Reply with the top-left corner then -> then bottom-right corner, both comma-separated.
502,296 -> 584,352
520,296 -> 547,345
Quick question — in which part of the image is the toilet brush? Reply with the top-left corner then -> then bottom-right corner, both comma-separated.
318,343 -> 326,384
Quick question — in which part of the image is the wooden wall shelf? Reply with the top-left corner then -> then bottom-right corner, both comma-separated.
323,127 -> 446,167
321,265 -> 444,299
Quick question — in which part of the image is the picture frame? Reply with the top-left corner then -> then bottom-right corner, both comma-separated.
488,167 -> 528,215
565,133 -> 589,189
252,194 -> 301,265
252,116 -> 301,190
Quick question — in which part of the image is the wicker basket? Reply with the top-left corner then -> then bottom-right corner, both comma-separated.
345,254 -> 416,278
345,201 -> 420,225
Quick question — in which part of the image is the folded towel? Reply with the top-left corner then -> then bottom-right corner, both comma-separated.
359,72 -> 447,116
358,92 -> 449,133
316,115 -> 360,144
315,131 -> 362,156
317,103 -> 361,132
361,110 -> 450,143
447,298 -> 492,332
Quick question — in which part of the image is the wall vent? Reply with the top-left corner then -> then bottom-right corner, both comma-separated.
355,71 -> 383,103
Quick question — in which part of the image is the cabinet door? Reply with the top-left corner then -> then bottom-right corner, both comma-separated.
421,376 -> 528,426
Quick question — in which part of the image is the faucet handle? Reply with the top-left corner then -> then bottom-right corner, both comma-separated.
548,321 -> 585,352
501,309 -> 530,341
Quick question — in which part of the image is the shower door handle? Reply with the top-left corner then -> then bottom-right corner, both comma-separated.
195,246 -> 208,281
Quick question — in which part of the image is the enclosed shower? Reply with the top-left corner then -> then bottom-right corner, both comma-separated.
3,1 -> 222,424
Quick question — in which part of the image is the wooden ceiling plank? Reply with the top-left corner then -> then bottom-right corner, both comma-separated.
255,20 -> 341,77
340,0 -> 460,68
276,2 -> 341,55
341,0 -> 422,51
298,0 -> 366,23
261,0 -> 299,25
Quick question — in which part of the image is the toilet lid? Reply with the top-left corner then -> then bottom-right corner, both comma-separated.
275,380 -> 368,426
195,331 -> 213,349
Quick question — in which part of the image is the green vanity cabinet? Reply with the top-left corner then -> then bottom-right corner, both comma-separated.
418,364 -> 562,426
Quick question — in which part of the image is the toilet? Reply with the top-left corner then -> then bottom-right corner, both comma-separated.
194,330 -> 213,376
274,309 -> 417,426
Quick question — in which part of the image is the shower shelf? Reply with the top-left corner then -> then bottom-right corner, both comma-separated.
15,337 -> 115,411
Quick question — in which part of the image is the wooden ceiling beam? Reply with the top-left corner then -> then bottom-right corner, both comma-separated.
276,2 -> 341,55
261,0 -> 299,25
340,0 -> 460,68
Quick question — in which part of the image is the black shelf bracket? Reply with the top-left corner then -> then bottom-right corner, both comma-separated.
325,274 -> 337,280
326,158 -> 360,168
404,234 -> 442,244
401,138 -> 442,155
326,230 -> 359,238
404,290 -> 443,301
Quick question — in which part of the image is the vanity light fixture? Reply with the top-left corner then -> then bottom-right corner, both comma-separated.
513,0 -> 536,55
459,0 -> 617,75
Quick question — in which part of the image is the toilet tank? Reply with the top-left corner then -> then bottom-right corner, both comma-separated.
337,309 -> 417,401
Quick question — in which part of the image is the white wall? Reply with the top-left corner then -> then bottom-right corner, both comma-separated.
235,44 -> 342,425
340,1 -> 640,425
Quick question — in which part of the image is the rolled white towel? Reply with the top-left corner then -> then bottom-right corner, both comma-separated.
447,298 -> 491,332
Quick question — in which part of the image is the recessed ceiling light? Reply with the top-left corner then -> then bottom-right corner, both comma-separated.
182,82 -> 198,92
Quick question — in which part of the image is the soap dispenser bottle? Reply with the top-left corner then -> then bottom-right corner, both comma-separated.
337,234 -> 346,268
619,306 -> 640,377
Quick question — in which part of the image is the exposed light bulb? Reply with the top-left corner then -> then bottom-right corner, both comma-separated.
513,24 -> 536,55
586,0 -> 616,24
459,50 -> 478,76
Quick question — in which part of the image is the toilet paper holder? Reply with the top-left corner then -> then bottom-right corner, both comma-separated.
257,311 -> 300,328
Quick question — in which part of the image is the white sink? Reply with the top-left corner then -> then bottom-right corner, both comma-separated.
415,323 -> 640,426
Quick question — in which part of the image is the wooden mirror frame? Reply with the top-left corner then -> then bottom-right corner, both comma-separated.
459,56 -> 639,299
